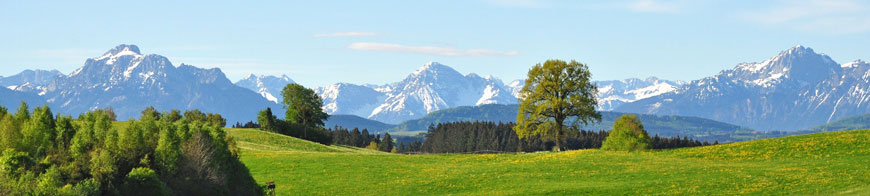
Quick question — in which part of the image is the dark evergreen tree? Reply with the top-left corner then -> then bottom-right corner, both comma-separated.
380,133 -> 394,152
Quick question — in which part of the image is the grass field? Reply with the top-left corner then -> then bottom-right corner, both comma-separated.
228,128 -> 870,195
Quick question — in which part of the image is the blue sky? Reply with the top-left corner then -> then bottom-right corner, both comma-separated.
1,0 -> 869,87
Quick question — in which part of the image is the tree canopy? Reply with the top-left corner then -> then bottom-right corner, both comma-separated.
601,114 -> 652,151
281,83 -> 328,129
0,102 -> 262,195
514,59 -> 601,151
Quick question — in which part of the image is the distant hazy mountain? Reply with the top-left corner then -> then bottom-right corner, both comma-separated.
617,45 -> 870,131
808,113 -> 870,132
234,74 -> 295,103
385,104 -> 755,143
0,69 -> 64,95
324,114 -> 396,133
38,44 -> 280,123
0,87 -> 47,110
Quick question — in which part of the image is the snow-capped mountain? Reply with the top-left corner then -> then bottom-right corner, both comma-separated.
314,62 -> 517,124
504,77 -> 684,111
616,45 -> 870,131
595,77 -> 685,111
0,69 -> 65,95
234,74 -> 295,103
300,62 -> 683,124
39,44 -> 280,123
316,83 -> 387,118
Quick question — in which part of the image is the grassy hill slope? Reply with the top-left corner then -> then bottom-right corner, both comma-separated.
232,128 -> 869,195
227,128 -> 385,154
810,113 -> 870,132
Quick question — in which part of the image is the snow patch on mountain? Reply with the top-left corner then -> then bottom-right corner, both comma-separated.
234,74 -> 295,103
37,44 -> 280,124
311,62 -> 518,124
595,77 -> 685,111
616,45 -> 867,131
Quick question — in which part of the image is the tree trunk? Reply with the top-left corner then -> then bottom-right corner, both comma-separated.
555,119 -> 563,152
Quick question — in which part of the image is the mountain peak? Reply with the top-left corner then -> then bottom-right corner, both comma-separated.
413,62 -> 458,76
94,44 -> 143,62
104,44 -> 141,56
782,44 -> 814,55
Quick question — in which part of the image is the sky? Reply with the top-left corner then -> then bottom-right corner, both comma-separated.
1,0 -> 869,87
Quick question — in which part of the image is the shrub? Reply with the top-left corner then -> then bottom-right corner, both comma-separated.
65,178 -> 101,196
601,114 -> 651,151
121,167 -> 170,196
365,141 -> 379,151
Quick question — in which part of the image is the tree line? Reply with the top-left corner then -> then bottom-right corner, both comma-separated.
255,83 -> 333,145
253,82 -> 713,154
0,102 -> 262,196
415,121 -> 713,154
328,126 -> 396,153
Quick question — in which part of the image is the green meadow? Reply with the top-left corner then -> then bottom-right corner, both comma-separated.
229,128 -> 870,195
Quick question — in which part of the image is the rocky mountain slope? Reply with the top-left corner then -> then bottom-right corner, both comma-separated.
3,44 -> 281,123
617,45 -> 870,131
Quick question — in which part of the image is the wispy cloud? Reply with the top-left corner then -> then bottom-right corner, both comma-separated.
626,0 -> 679,13
739,0 -> 870,34
484,0 -> 549,8
347,42 -> 519,57
313,32 -> 377,37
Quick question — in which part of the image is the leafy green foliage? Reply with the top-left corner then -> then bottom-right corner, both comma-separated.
257,107 -> 277,132
0,103 -> 262,195
281,83 -> 328,129
0,149 -> 33,177
121,167 -> 170,196
602,114 -> 651,151
514,60 -> 601,150
364,141 -> 379,151
258,87 -> 333,146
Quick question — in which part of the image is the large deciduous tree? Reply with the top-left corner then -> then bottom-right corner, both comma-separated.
514,59 -> 601,151
281,83 -> 329,138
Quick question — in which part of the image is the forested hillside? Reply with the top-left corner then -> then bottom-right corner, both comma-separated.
0,102 -> 261,196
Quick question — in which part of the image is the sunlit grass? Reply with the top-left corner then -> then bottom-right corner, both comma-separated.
230,128 -> 870,195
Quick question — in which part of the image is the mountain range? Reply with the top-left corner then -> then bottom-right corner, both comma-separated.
234,74 -> 295,103
0,45 -> 280,123
616,45 -> 870,131
239,62 -> 684,124
2,44 -> 867,132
